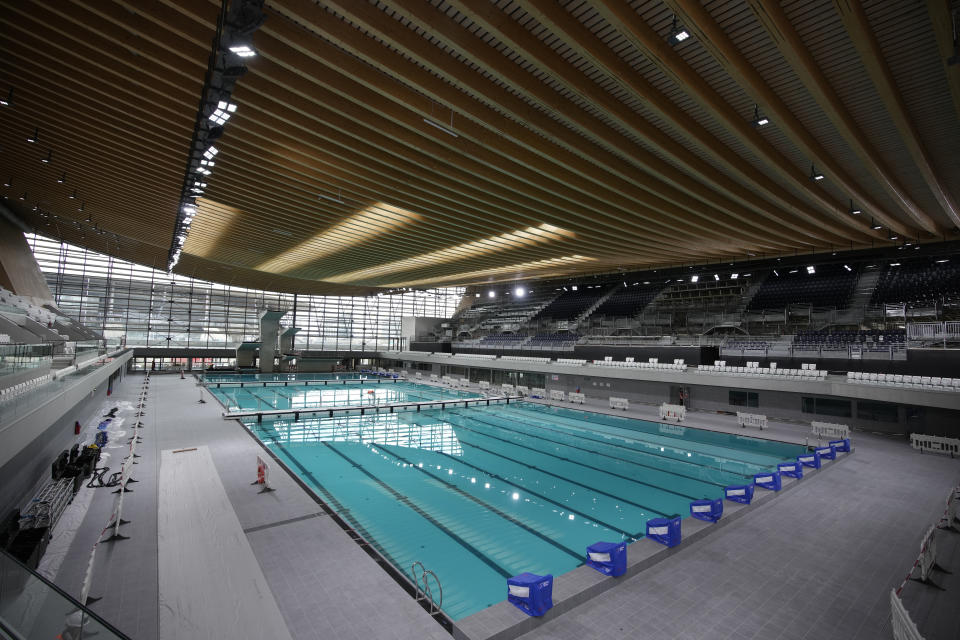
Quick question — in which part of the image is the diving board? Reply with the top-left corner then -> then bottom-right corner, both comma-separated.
223,395 -> 524,421
158,445 -> 293,640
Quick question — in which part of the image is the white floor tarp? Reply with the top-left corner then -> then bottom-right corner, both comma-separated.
158,445 -> 292,640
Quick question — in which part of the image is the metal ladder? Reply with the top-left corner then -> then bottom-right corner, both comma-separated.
411,561 -> 443,615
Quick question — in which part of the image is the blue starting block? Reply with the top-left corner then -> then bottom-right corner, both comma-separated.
689,498 -> 723,523
829,438 -> 850,453
507,573 -> 553,617
778,462 -> 803,479
97,420 -> 110,431
815,445 -> 837,460
645,516 -> 681,547
797,451 -> 821,468
585,541 -> 627,577
754,471 -> 782,491
724,484 -> 755,504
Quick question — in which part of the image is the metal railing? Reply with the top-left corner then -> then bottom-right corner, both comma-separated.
0,548 -> 130,640
411,561 -> 442,615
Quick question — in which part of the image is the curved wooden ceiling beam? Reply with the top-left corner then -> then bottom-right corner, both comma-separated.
745,0 -> 943,234
832,0 -> 960,230
926,0 -> 960,128
661,0 -> 920,237
314,0 -> 866,247
467,0 -> 873,244
15,4 -> 727,269
139,3 -> 760,259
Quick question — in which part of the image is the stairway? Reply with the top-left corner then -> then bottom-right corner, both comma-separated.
850,267 -> 881,309
575,283 -> 622,325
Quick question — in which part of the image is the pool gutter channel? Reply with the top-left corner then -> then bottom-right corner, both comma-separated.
451,447 -> 853,640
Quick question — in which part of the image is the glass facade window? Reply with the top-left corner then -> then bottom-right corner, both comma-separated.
26,234 -> 464,351
801,397 -> 852,418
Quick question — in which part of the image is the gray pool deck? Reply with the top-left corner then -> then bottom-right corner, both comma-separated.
46,373 -> 960,640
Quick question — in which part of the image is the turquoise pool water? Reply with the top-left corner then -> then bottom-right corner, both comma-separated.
208,380 -> 478,413
234,393 -> 805,621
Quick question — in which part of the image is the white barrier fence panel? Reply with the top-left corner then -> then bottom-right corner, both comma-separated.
812,421 -> 849,439
501,383 -> 516,395
550,390 -> 566,401
609,397 -> 629,410
430,374 -> 438,381
478,381 -> 490,390
415,372 -> 423,379
737,412 -> 768,430
918,525 -> 937,583
441,375 -> 454,385
459,378 -> 470,388
889,590 -> 924,640
569,392 -> 585,404
910,433 -> 960,457
530,387 -> 546,399
515,385 -> 529,397
659,403 -> 685,421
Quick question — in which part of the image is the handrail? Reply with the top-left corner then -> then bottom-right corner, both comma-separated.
0,547 -> 131,639
410,561 -> 443,615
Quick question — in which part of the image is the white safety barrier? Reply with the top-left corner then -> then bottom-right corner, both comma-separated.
918,525 -> 938,584
659,403 -> 685,421
501,383 -> 516,395
430,374 -> 438,381
910,433 -> 959,457
889,589 -> 924,640
479,381 -> 490,390
737,412 -> 768,430
515,385 -> 529,397
569,392 -> 585,404
441,375 -> 454,385
530,387 -> 546,399
609,397 -> 629,410
415,372 -> 423,379
812,421 -> 850,440
550,389 -> 566,401
459,378 -> 470,388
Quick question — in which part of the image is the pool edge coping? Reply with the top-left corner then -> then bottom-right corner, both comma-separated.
451,448 -> 853,640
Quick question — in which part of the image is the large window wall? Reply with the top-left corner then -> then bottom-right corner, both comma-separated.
27,234 -> 463,351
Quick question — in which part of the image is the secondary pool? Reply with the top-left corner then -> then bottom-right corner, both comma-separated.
207,380 -> 479,413
231,396 -> 806,621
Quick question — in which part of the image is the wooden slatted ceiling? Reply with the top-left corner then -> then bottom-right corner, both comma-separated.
1,1 -> 958,296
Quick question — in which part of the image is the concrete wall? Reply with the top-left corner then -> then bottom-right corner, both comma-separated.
0,216 -> 53,302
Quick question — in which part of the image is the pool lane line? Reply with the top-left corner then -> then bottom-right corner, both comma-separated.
489,404 -> 763,474
439,419 -> 676,516
321,441 -> 514,580
476,406 -> 751,483
446,412 -> 715,501
372,445 -> 588,561
404,430 -> 641,540
518,403 -> 790,466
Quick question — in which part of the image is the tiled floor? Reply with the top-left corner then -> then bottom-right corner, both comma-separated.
49,373 -> 960,640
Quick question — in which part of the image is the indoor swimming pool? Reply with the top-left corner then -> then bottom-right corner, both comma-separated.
208,380 -> 479,413
201,372 -> 366,383
236,399 -> 806,621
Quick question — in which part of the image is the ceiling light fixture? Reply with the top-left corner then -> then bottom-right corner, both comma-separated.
208,100 -> 237,125
57,172 -> 66,184
870,218 -> 882,230
228,44 -> 256,57
2,178 -> 10,188
77,201 -> 85,213
889,230 -> 899,241
488,290 -> 496,298
809,164 -> 824,181
26,127 -> 38,143
751,104 -> 768,127
713,274 -> 719,281
843,264 -> 852,272
0,87 -> 11,107
690,275 -> 698,283
848,199 -> 861,215
68,189 -> 77,199
40,150 -> 52,164
730,273 -> 739,280
806,265 -> 816,274
670,16 -> 690,43
422,117 -> 459,138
